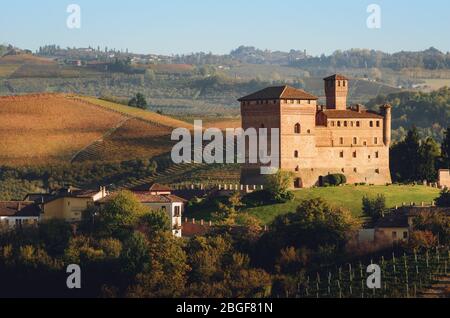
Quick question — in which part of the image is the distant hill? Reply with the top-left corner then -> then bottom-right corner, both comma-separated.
0,94 -> 191,166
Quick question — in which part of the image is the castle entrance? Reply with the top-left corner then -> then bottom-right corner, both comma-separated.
294,178 -> 303,189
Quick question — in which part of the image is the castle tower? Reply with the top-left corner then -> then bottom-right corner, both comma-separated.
324,74 -> 348,111
380,104 -> 392,146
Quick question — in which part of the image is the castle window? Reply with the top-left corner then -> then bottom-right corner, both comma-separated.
375,151 -> 379,158
295,166 -> 300,172
340,137 -> 344,145
351,121 -> 354,127
307,129 -> 311,134
344,121 -> 348,127
370,121 -> 374,127
295,123 -> 301,134
294,151 -> 299,158
353,151 -> 357,158
375,169 -> 380,174
330,121 -> 335,127
343,81 -> 346,87
308,100 -> 311,104
273,100 -> 277,104
356,121 -> 360,127
340,151 -> 344,158
353,137 -> 357,145
376,121 -> 380,127
354,168 -> 358,173
337,121 -> 341,127
342,168 -> 345,173
374,137 -> 378,145
338,81 -> 341,87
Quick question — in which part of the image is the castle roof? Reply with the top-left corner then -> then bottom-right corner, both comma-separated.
238,85 -> 318,102
324,74 -> 349,81
321,109 -> 383,119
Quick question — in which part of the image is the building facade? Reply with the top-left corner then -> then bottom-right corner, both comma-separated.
0,201 -> 40,232
239,74 -> 392,188
41,187 -> 108,222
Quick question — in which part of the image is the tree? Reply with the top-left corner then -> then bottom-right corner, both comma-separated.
120,231 -> 151,277
264,171 -> 294,203
418,137 -> 440,181
212,192 -> 242,226
362,194 -> 387,223
441,127 -> 450,169
39,219 -> 73,255
128,93 -> 148,110
139,209 -> 171,236
98,191 -> 147,238
256,198 -> 359,268
436,188 -> 450,208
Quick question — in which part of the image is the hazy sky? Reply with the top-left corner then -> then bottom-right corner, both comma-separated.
1,0 -> 449,55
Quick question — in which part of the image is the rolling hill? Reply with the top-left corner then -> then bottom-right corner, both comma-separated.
0,94 -> 192,166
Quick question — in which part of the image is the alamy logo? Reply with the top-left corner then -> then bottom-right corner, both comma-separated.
367,4 -> 381,29
66,264 -> 81,289
366,264 -> 381,289
66,4 -> 81,29
171,120 -> 280,175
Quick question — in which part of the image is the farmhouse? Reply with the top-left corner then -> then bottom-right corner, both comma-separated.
239,74 -> 392,188
101,184 -> 186,237
41,187 -> 109,222
438,169 -> 450,189
0,201 -> 40,232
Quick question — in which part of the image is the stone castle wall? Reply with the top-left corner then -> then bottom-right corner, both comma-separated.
240,100 -> 392,188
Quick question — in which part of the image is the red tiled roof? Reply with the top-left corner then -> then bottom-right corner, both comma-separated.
132,192 -> 186,204
238,85 -> 318,102
131,183 -> 172,192
0,201 -> 41,217
324,74 -> 349,81
321,109 -> 383,119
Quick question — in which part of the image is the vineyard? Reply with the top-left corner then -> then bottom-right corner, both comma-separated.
295,247 -> 449,298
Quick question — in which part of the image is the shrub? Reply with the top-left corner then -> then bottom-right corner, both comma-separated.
321,174 -> 347,187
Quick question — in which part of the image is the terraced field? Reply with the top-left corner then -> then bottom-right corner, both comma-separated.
0,94 -> 192,166
0,94 -> 125,165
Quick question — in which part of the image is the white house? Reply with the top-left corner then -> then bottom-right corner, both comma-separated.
0,201 -> 41,232
132,184 -> 186,237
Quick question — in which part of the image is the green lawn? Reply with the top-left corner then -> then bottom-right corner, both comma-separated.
245,185 -> 441,225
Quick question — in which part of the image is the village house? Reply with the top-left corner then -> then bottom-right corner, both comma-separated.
101,184 -> 186,237
239,74 -> 392,188
0,201 -> 40,232
40,186 -> 109,222
367,206 -> 450,245
438,169 -> 450,189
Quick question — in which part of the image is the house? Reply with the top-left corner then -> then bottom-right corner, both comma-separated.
374,212 -> 410,244
373,206 -> 450,244
239,74 -> 392,188
41,186 -> 109,222
0,201 -> 40,232
438,169 -> 450,189
128,184 -> 186,237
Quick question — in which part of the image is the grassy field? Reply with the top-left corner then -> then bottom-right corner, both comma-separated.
244,185 -> 441,224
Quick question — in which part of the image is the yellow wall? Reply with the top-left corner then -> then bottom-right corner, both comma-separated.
42,197 -> 93,222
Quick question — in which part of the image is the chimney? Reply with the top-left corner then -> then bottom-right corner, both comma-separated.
324,74 -> 348,111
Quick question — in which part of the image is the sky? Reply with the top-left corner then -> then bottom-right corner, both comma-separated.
1,0 -> 449,56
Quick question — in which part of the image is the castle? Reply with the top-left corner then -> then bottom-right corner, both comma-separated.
239,74 -> 392,188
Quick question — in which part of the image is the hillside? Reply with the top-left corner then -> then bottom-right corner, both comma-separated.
248,185 -> 440,224
0,94 -> 191,166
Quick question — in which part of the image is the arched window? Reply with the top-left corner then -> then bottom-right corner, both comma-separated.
294,151 -> 299,158
294,123 -> 301,134
370,121 -> 374,127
